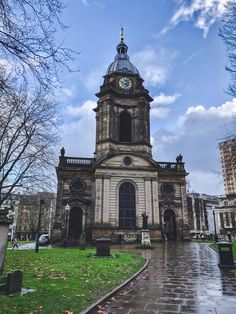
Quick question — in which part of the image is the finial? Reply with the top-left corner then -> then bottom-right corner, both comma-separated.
60,147 -> 65,157
120,26 -> 124,41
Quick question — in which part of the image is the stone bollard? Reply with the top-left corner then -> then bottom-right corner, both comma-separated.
0,210 -> 11,274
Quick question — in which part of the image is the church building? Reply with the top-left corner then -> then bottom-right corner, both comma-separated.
52,31 -> 190,243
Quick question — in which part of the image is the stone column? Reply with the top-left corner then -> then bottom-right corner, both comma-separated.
103,175 -> 110,223
95,175 -> 103,223
144,178 -> 152,223
181,184 -> 188,225
181,183 -> 191,240
192,196 -> 197,231
152,179 -> 159,224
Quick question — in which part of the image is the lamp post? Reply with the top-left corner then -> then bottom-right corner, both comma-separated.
35,199 -> 45,253
65,204 -> 70,241
212,210 -> 218,242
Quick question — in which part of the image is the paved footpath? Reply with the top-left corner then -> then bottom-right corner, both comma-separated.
102,242 -> 236,314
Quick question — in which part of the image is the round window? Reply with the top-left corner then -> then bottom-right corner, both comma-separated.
71,179 -> 85,192
161,183 -> 174,194
123,156 -> 132,166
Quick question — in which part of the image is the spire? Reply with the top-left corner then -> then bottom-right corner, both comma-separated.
120,26 -> 124,41
116,27 -> 128,55
105,28 -> 139,76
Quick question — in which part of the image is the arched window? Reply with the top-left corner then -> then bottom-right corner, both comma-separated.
119,182 -> 136,228
119,111 -> 131,142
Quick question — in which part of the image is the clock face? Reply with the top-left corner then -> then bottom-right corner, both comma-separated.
119,77 -> 132,89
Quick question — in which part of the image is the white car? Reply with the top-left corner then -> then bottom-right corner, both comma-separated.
39,234 -> 49,245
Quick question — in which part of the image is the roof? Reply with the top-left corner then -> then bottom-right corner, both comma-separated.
106,30 -> 139,76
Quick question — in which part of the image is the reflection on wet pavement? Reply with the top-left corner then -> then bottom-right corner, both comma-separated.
103,242 -> 236,314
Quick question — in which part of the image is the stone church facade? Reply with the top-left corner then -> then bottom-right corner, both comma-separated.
52,32 -> 190,242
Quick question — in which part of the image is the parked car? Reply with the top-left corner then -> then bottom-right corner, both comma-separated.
39,234 -> 49,245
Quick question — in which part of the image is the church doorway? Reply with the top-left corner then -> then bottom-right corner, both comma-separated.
163,209 -> 176,240
119,182 -> 136,228
68,207 -> 83,239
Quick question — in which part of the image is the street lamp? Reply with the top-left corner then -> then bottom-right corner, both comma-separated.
35,199 -> 45,253
212,210 -> 218,242
65,204 -> 70,240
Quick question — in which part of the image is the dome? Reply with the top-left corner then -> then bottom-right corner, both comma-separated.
106,57 -> 139,76
106,29 -> 139,76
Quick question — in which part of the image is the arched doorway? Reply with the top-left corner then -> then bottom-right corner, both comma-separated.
163,209 -> 177,240
68,207 -> 83,239
119,182 -> 136,228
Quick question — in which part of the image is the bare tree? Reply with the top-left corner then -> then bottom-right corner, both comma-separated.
0,0 -> 78,88
0,75 -> 59,206
219,1 -> 236,97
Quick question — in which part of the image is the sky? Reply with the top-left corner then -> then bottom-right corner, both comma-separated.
57,0 -> 236,196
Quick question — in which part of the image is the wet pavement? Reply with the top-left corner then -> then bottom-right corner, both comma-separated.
9,243 -> 52,250
102,242 -> 236,314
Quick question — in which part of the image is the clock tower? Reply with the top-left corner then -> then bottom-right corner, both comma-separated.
94,28 -> 153,160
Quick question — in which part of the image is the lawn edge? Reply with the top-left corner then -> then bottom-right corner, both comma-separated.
80,258 -> 150,314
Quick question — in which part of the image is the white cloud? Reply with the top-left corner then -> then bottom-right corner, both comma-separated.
152,98 -> 236,194
65,100 -> 96,117
152,92 -> 181,106
60,86 -> 76,99
179,98 -> 236,125
151,107 -> 170,118
162,0 -> 228,37
62,100 -> 96,157
188,170 -> 223,195
84,68 -> 104,91
80,0 -> 105,7
0,58 -> 14,74
80,0 -> 90,6
182,49 -> 203,65
132,48 -> 176,87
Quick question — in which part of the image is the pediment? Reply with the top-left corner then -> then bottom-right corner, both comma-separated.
96,153 -> 157,169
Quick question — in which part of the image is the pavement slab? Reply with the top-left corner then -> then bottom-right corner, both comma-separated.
101,242 -> 236,314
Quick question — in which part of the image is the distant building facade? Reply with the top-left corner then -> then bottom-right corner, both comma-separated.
213,137 -> 236,237
53,32 -> 191,242
187,193 -> 219,236
215,196 -> 236,236
219,138 -> 236,196
16,192 -> 56,240
0,194 -> 20,240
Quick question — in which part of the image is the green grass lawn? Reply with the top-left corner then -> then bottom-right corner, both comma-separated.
1,248 -> 145,314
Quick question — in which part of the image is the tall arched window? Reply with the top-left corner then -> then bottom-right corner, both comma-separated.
119,182 -> 136,228
119,111 -> 131,142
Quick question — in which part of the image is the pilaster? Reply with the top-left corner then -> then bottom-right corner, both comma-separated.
95,176 -> 103,223
103,176 -> 110,223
